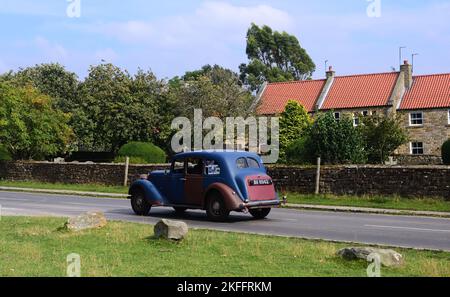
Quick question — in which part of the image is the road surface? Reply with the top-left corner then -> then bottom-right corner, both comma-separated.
1,191 -> 450,251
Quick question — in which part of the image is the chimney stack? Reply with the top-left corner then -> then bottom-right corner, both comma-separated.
326,66 -> 335,79
400,60 -> 413,90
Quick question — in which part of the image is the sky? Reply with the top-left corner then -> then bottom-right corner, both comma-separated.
0,0 -> 449,80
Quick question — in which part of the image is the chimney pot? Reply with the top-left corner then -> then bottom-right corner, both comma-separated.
329,66 -> 333,71
404,60 -> 409,65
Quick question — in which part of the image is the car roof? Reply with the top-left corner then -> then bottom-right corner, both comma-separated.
172,150 -> 261,161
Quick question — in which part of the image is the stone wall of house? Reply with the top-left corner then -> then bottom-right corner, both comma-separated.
1,161 -> 449,199
397,109 -> 450,155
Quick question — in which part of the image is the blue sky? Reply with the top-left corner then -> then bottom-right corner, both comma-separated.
0,0 -> 449,80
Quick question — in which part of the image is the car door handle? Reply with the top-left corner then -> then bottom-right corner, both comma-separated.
179,178 -> 187,181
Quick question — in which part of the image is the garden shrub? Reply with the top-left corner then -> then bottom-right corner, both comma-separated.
116,142 -> 166,164
0,144 -> 12,161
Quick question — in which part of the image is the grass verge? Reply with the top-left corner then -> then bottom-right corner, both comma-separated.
286,193 -> 450,213
1,216 -> 450,277
0,180 -> 128,194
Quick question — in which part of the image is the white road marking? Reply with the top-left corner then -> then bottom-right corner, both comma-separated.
365,224 -> 450,233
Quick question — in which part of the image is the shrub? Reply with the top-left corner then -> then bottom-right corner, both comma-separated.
442,139 -> 450,165
113,156 -> 148,165
0,144 -> 12,161
286,135 -> 314,165
116,142 -> 166,164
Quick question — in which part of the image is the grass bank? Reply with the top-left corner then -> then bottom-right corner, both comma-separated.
0,180 -> 128,194
1,216 -> 449,277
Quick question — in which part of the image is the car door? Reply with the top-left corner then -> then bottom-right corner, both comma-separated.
169,158 -> 186,204
184,158 -> 204,206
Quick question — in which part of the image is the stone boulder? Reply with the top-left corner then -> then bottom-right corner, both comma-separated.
338,247 -> 404,267
154,219 -> 188,241
64,211 -> 107,232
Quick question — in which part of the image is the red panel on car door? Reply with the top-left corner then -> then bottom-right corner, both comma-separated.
185,175 -> 204,206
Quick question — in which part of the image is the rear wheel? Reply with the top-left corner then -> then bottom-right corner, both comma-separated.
206,192 -> 230,222
249,208 -> 271,219
131,189 -> 151,216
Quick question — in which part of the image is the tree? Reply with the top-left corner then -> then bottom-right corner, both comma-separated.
169,64 -> 254,119
279,100 -> 312,163
9,63 -> 79,112
359,114 -> 409,164
72,64 -> 164,152
239,24 -> 316,91
308,112 -> 367,164
0,82 -> 73,160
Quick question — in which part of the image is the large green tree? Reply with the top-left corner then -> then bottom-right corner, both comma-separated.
239,24 -> 316,91
279,100 -> 312,163
0,82 -> 73,160
169,64 -> 254,119
359,114 -> 409,164
8,63 -> 79,112
72,64 -> 164,152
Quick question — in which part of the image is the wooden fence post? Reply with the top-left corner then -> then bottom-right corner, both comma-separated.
123,157 -> 130,187
315,157 -> 321,195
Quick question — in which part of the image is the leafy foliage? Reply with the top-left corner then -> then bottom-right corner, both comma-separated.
441,139 -> 450,165
71,64 -> 165,152
279,101 -> 312,162
307,112 -> 367,164
0,82 -> 73,160
0,144 -> 12,161
239,24 -> 316,91
359,114 -> 409,164
285,135 -> 314,165
116,142 -> 166,164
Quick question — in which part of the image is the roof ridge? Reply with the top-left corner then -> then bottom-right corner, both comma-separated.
412,72 -> 450,78
334,71 -> 399,79
267,79 -> 326,86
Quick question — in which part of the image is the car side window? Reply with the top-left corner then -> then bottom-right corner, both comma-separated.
205,159 -> 221,176
247,157 -> 260,168
187,158 -> 203,175
236,157 -> 248,169
172,159 -> 185,174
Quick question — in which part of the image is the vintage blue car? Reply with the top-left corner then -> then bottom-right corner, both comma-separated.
128,151 -> 281,221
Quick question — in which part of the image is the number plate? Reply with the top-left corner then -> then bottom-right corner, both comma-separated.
249,179 -> 273,186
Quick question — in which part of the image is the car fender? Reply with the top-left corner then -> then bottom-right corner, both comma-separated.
129,179 -> 165,205
204,183 -> 244,211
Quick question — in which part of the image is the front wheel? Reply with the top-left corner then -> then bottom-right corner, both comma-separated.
206,192 -> 230,222
249,208 -> 271,219
131,190 -> 152,216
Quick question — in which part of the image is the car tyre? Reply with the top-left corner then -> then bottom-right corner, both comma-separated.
249,208 -> 271,219
131,189 -> 151,216
206,192 -> 230,222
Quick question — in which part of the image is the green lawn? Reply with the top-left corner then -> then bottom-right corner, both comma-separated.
1,216 -> 449,277
286,193 -> 450,213
1,180 -> 450,213
0,180 -> 128,194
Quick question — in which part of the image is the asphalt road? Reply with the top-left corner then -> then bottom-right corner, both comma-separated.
1,191 -> 450,251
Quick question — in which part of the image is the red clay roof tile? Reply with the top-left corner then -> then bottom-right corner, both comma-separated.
321,72 -> 399,110
399,73 -> 450,110
256,80 -> 326,114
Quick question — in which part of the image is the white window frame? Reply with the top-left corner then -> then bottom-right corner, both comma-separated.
410,142 -> 424,155
409,112 -> 424,126
334,112 -> 340,121
353,113 -> 360,127
448,110 -> 450,125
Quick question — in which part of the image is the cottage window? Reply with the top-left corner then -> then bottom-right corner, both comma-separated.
362,110 -> 369,117
353,113 -> 360,127
410,142 -> 424,155
409,112 -> 423,126
334,112 -> 341,121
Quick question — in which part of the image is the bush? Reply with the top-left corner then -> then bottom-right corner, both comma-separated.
113,156 -> 148,165
286,135 -> 314,165
442,139 -> 450,165
0,144 -> 12,161
116,142 -> 166,164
